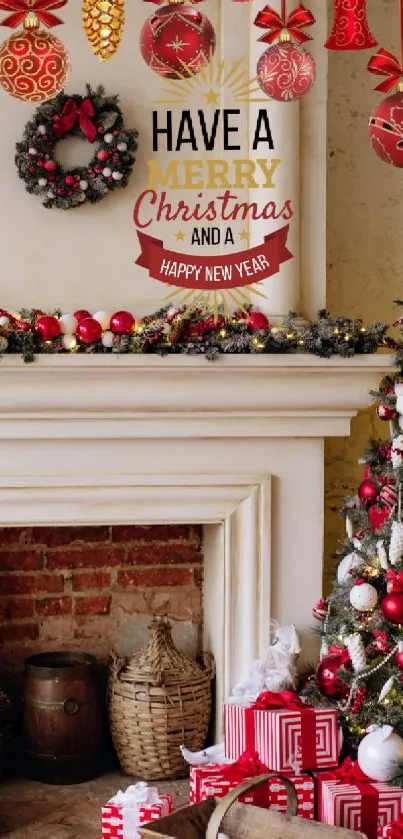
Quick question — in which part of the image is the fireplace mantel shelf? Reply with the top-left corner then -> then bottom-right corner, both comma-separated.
0,353 -> 394,438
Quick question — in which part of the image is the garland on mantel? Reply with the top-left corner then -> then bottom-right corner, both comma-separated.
0,305 -> 390,364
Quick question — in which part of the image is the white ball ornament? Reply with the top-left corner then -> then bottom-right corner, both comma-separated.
337,552 -> 362,584
37,124 -> 46,135
28,147 -> 37,155
93,310 -> 111,330
104,133 -> 113,143
59,313 -> 78,335
358,726 -> 403,782
38,178 -> 47,188
349,582 -> 378,612
79,180 -> 88,191
117,142 -> 127,152
62,335 -> 77,351
101,331 -> 115,348
112,171 -> 123,181
102,167 -> 112,178
0,315 -> 9,327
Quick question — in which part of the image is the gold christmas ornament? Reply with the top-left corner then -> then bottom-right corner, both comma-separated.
82,0 -> 124,62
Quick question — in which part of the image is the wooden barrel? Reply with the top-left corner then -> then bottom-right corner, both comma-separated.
24,651 -> 102,785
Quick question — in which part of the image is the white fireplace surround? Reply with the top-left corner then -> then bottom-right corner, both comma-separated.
0,353 -> 392,738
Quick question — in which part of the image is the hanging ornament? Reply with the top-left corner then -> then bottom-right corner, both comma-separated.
367,630 -> 393,656
381,576 -> 403,623
325,0 -> 377,51
396,641 -> 403,669
92,310 -> 111,330
345,515 -> 354,540
392,435 -> 403,469
254,1 -> 316,102
312,597 -> 328,621
0,0 -> 70,103
140,0 -> 215,80
82,0 -> 124,62
358,726 -> 403,782
389,520 -> 403,566
346,634 -> 367,673
349,580 -> 378,612
337,551 -> 362,584
59,313 -> 78,335
315,649 -> 350,700
367,1 -> 403,170
377,540 -> 389,571
379,676 -> 396,703
358,478 -> 378,504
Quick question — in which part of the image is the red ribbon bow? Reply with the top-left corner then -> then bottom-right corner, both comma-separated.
387,814 -> 403,839
222,750 -> 268,781
252,690 -> 305,711
332,757 -> 371,784
387,569 -> 403,593
52,98 -> 97,144
0,0 -> 66,28
254,3 -> 315,45
368,48 -> 403,93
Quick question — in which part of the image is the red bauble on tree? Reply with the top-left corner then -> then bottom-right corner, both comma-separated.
254,2 -> 316,102
246,311 -> 270,332
381,592 -> 403,625
76,317 -> 102,344
358,478 -> 379,504
110,310 -> 135,334
316,651 -> 350,700
325,0 -> 378,51
0,1 -> 70,103
377,403 -> 397,421
140,0 -> 215,79
35,314 -> 61,341
396,643 -> 403,669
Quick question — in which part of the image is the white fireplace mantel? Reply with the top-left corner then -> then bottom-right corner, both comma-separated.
0,353 -> 394,736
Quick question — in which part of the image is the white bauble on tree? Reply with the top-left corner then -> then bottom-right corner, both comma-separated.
349,582 -> 378,612
337,552 -> 362,584
358,726 -> 403,782
59,313 -> 78,335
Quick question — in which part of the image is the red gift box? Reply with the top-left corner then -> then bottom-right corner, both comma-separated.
378,814 -> 403,838
317,759 -> 403,839
224,691 -> 339,772
102,787 -> 173,839
189,751 -> 314,819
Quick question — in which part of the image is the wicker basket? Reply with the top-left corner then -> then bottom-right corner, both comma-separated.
108,616 -> 214,780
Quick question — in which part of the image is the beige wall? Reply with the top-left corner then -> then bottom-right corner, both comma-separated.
324,0 -> 397,591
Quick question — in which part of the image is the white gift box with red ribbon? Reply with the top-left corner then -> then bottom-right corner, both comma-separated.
102,782 -> 173,839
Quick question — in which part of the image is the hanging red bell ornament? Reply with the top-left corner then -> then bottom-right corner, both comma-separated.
140,0 -> 215,80
254,2 -> 316,103
0,0 -> 70,103
76,317 -> 103,344
325,0 -> 377,51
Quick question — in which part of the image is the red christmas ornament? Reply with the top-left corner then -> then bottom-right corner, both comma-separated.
396,644 -> 403,669
254,3 -> 316,102
379,484 -> 399,510
377,402 -> 397,420
35,314 -> 61,341
358,478 -> 378,504
325,0 -> 377,51
312,597 -> 328,621
368,92 -> 403,168
368,503 -> 390,531
381,592 -> 403,625
110,310 -> 135,334
246,311 -> 270,331
140,0 -> 215,80
74,309 -> 91,322
76,317 -> 102,344
350,687 -> 366,715
316,652 -> 350,700
0,1 -> 70,103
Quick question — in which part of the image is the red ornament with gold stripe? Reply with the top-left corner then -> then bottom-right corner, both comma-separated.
254,1 -> 316,102
140,0 -> 215,79
0,0 -> 70,103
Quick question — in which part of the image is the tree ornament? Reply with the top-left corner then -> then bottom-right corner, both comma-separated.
349,580 -> 378,612
358,726 -> 403,782
101,330 -> 115,348
391,436 -> 403,469
346,634 -> 367,673
381,591 -> 403,624
76,317 -> 102,344
368,503 -> 390,532
92,310 -> 111,330
396,641 -> 403,669
389,521 -> 403,566
35,314 -> 61,341
140,0 -> 215,80
377,402 -> 397,421
246,311 -> 269,332
350,686 -> 366,715
62,334 -> 76,350
74,309 -> 91,322
312,597 -> 328,621
379,484 -> 398,511
345,515 -> 354,540
110,310 -> 135,334
0,0 -> 70,103
379,676 -> 396,703
337,551 -> 362,584
368,91 -> 403,168
59,313 -> 78,335
377,540 -> 389,570
325,0 -> 377,51
254,2 -> 316,102
358,478 -> 378,504
82,0 -> 125,62
315,650 -> 350,700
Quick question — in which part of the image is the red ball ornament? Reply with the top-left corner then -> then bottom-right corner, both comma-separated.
358,479 -> 378,504
74,309 -> 92,322
316,652 -> 350,700
76,317 -> 102,344
396,647 -> 403,669
0,29 -> 70,103
43,160 -> 56,172
369,93 -> 403,168
110,310 -> 135,334
246,311 -> 270,331
376,403 -> 397,421
35,315 -> 61,341
140,2 -> 216,79
381,592 -> 403,625
97,149 -> 110,162
257,42 -> 316,102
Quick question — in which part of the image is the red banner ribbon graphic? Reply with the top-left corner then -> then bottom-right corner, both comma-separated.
52,98 -> 97,143
367,48 -> 403,93
254,3 -> 315,45
0,0 -> 66,28
135,225 -> 292,290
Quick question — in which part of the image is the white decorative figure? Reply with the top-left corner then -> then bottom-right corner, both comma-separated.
391,435 -> 403,468
346,634 -> 366,673
230,622 -> 300,700
389,521 -> 403,566
358,726 -> 403,782
349,582 -> 378,612
337,552 -> 362,584
180,743 -> 232,766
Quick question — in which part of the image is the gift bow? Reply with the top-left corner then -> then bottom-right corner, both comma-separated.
384,813 -> 403,839
222,750 -> 268,781
110,783 -> 161,839
0,0 -> 66,28
386,569 -> 403,593
52,98 -> 97,143
331,757 -> 371,784
254,3 -> 315,45
252,690 -> 306,711
368,49 -> 403,93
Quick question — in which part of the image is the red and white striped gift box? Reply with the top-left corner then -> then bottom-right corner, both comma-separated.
378,815 -> 403,839
102,794 -> 173,839
317,773 -> 403,839
224,702 -> 339,772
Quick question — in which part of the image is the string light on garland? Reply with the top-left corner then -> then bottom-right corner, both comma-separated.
82,0 -> 125,62
140,0 -> 215,80
325,0 -> 378,51
367,0 -> 403,167
0,0 -> 70,103
254,0 -> 316,102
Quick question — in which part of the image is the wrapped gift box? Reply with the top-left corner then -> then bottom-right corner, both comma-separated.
317,760 -> 403,839
102,783 -> 173,839
189,755 -> 314,819
378,814 -> 403,838
224,691 -> 339,772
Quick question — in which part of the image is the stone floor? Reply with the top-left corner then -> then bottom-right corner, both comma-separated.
0,772 -> 189,838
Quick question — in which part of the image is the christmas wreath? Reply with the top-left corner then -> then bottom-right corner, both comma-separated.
15,85 -> 138,210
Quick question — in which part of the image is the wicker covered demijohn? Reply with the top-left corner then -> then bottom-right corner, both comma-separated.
108,616 -> 214,780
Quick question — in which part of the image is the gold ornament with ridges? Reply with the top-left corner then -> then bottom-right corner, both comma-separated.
82,0 -> 124,62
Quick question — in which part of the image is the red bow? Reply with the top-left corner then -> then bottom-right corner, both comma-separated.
254,3 -> 315,45
252,690 -> 305,711
0,0 -> 66,28
384,814 -> 403,839
222,750 -> 268,781
52,98 -> 97,143
368,48 -> 403,93
331,757 -> 371,784
386,570 -> 403,593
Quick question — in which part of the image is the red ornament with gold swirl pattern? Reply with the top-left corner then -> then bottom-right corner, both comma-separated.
0,0 -> 70,102
254,0 -> 316,102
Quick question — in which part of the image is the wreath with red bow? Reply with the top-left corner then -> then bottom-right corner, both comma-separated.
15,85 -> 138,210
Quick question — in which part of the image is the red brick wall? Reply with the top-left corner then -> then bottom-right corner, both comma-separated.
0,525 -> 203,662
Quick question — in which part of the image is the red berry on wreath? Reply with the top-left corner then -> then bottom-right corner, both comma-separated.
44,161 -> 56,172
246,311 -> 269,331
368,93 -> 403,168
110,310 -> 135,334
97,149 -> 110,161
76,317 -> 102,344
358,479 -> 378,504
65,175 -> 75,186
140,0 -> 216,79
35,315 -> 61,342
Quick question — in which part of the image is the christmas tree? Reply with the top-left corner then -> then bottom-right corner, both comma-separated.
303,315 -> 403,780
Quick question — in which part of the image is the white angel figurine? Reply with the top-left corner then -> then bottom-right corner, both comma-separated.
231,622 -> 301,701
